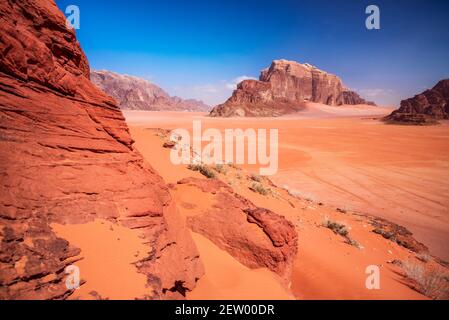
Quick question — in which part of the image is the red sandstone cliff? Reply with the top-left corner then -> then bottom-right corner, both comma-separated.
385,79 -> 449,124
91,70 -> 210,112
210,59 -> 375,117
0,0 -> 203,299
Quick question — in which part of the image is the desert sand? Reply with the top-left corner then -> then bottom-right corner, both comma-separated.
31,105 -> 447,300
124,105 -> 449,261
121,104 -> 449,299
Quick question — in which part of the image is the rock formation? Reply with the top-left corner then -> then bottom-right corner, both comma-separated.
177,177 -> 298,281
385,79 -> 449,124
91,70 -> 210,112
210,59 -> 375,117
0,0 -> 203,299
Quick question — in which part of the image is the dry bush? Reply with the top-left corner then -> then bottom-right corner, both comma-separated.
416,253 -> 431,263
250,182 -> 269,196
250,173 -> 262,182
402,261 -> 449,299
213,163 -> 227,175
187,164 -> 216,179
322,217 -> 349,237
322,217 -> 361,249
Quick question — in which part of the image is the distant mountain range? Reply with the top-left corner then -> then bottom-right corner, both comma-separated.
91,70 -> 210,112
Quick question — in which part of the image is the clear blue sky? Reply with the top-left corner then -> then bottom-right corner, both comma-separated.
56,0 -> 449,106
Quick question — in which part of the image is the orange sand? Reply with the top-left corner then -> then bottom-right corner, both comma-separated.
52,220 -> 151,300
125,107 -> 449,261
188,233 -> 294,300
125,106 -> 444,299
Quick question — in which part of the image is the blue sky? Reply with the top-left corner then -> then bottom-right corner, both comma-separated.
56,0 -> 449,106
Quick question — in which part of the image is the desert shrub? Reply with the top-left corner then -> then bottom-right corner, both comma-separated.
250,182 -> 269,196
417,253 -> 431,263
345,238 -> 362,249
322,217 -> 362,248
372,228 -> 394,239
250,173 -> 262,182
401,261 -> 449,299
187,164 -> 216,179
213,163 -> 227,175
226,162 -> 240,170
322,218 -> 349,237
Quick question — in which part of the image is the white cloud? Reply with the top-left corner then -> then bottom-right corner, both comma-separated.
225,75 -> 257,90
168,75 -> 257,106
356,88 -> 394,97
192,84 -> 220,94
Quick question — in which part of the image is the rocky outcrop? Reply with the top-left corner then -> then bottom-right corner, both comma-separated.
91,70 -> 210,112
0,0 -> 203,299
177,177 -> 298,280
210,59 -> 375,117
385,79 -> 449,124
370,218 -> 429,254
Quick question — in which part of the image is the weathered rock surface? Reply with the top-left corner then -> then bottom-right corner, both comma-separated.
0,0 -> 203,299
210,59 -> 375,117
370,218 -> 429,254
177,177 -> 298,280
385,79 -> 449,124
91,70 -> 210,112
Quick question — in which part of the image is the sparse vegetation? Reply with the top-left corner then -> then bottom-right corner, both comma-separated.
250,173 -> 262,182
417,253 -> 431,263
322,217 -> 349,237
250,182 -> 269,196
187,164 -> 216,179
345,238 -> 362,249
322,217 -> 361,248
213,163 -> 227,175
372,228 -> 394,240
226,162 -> 240,170
401,261 -> 449,299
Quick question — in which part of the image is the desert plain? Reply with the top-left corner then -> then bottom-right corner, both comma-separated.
100,103 -> 447,300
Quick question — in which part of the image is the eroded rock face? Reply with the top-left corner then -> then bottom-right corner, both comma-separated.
91,70 -> 210,112
210,59 -> 375,117
177,177 -> 298,280
0,0 -> 203,299
385,79 -> 449,124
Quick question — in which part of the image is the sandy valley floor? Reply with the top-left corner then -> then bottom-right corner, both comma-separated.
124,106 -> 449,262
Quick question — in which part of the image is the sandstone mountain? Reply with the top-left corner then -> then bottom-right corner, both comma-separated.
91,70 -> 210,112
0,0 -> 204,299
210,59 -> 375,117
385,79 -> 449,124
